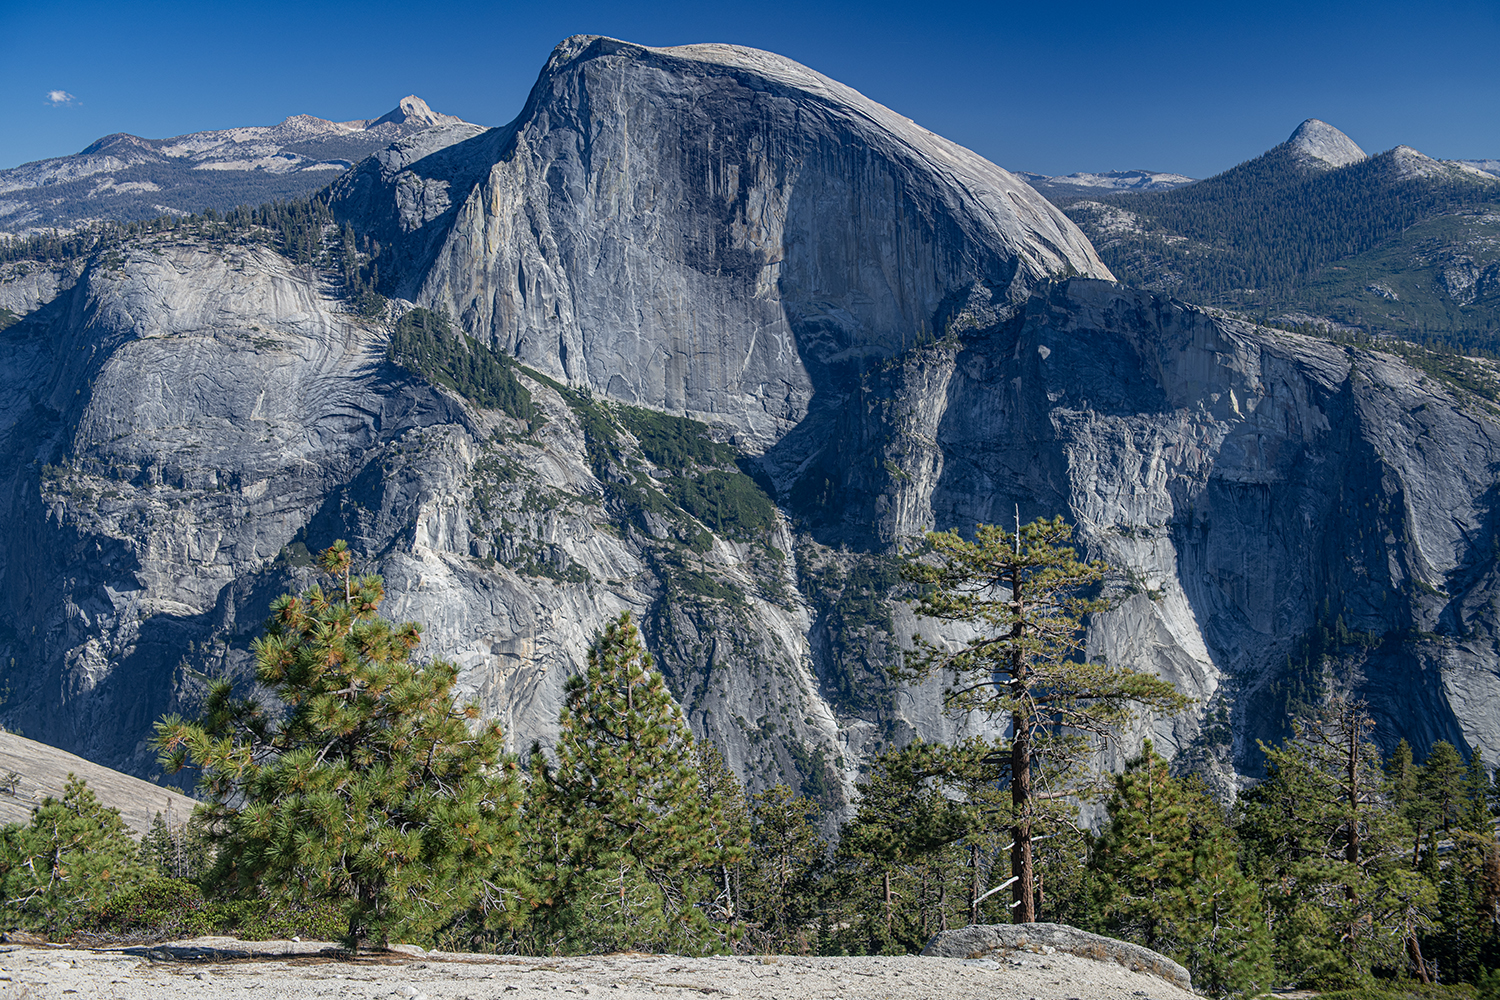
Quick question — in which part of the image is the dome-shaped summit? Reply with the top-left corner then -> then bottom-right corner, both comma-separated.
1285,119 -> 1367,170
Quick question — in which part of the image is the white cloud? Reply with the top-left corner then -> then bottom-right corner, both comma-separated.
45,90 -> 77,106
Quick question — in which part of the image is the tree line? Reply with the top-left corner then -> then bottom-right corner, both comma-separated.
1066,145 -> 1500,304
0,195 -> 387,318
0,527 -> 1497,999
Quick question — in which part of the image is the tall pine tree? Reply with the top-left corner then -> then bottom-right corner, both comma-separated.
531,611 -> 738,955
156,541 -> 525,950
900,516 -> 1189,921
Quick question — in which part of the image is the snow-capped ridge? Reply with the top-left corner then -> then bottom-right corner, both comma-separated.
0,97 -> 476,233
1019,169 -> 1196,194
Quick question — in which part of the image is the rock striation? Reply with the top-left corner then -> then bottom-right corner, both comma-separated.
0,38 -> 1498,803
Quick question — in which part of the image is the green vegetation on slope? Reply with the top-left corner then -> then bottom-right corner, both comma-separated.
4,534 -> 1500,996
388,307 -> 537,423
1064,145 -> 1500,351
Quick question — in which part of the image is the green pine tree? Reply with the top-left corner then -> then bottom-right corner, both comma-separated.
827,741 -> 974,954
1090,741 -> 1194,953
899,516 -> 1190,922
139,812 -> 174,876
0,776 -> 149,936
139,810 -> 213,882
740,783 -> 827,953
1090,742 -> 1273,997
1421,750 -> 1500,984
1464,749 -> 1494,835
1238,702 -> 1433,987
1387,738 -> 1424,866
1421,740 -> 1468,835
695,741 -> 751,933
155,540 -> 525,950
532,611 -> 732,955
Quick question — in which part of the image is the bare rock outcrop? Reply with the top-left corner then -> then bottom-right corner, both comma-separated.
922,922 -> 1193,992
1284,118 -> 1367,170
388,36 -> 1111,451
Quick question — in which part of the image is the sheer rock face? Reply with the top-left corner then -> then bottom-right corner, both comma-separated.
759,277 -> 1500,775
2,38 -> 1500,796
395,36 -> 1111,451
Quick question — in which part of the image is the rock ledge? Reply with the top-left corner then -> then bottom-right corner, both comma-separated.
921,922 -> 1192,992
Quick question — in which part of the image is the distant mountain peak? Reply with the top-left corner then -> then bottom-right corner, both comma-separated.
0,95 -> 476,234
1019,168 -> 1196,197
78,132 -> 157,157
1284,119 -> 1367,170
365,95 -> 462,130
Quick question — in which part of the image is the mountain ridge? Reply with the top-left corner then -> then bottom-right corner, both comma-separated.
1060,118 -> 1500,349
0,96 -> 474,234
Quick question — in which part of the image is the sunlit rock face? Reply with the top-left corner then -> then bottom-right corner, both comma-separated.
357,36 -> 1111,451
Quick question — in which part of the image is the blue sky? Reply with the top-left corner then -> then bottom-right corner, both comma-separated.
3,0 -> 1498,178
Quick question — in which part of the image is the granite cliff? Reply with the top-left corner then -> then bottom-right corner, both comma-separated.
1,37 -> 1497,806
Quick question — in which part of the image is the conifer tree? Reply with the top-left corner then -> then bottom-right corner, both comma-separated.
695,741 -> 751,930
1387,739 -> 1423,865
899,516 -> 1189,922
1421,748 -> 1500,984
155,541 -> 524,950
1422,741 -> 1468,835
533,611 -> 732,955
1239,702 -> 1432,986
0,776 -> 148,935
1464,749 -> 1494,835
1090,743 -> 1273,997
139,810 -> 213,881
740,784 -> 827,952
1090,742 -> 1193,953
827,740 -> 979,953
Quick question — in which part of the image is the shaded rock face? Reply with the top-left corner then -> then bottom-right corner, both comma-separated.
756,277 -> 1500,775
1,37 -> 1498,803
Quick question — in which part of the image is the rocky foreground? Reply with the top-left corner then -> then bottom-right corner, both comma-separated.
0,937 -> 1196,1000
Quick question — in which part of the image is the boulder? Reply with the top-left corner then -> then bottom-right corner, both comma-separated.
921,922 -> 1192,992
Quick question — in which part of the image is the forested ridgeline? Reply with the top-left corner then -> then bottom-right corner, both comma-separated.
0,197 -> 388,318
1061,145 -> 1500,354
3,533 -> 1499,1000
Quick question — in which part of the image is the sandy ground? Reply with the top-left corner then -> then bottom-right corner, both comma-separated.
0,938 -> 1198,1000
